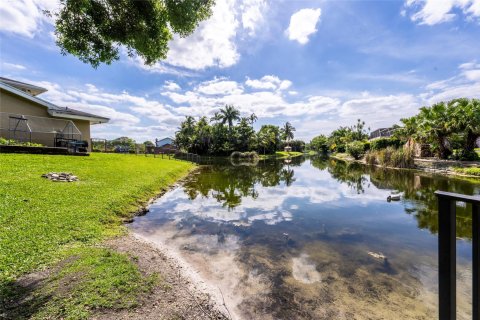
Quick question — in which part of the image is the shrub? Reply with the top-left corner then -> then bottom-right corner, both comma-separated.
365,151 -> 377,166
370,137 -> 401,151
365,147 -> 414,168
0,138 -> 43,147
451,149 -> 480,161
363,141 -> 371,151
231,151 -> 259,159
231,151 -> 241,158
346,141 -> 365,160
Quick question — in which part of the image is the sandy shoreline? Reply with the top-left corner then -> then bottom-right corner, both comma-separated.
130,232 -> 236,319
98,232 -> 231,320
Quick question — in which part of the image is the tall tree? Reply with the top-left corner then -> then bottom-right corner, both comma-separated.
350,119 -> 369,141
449,98 -> 480,159
175,116 -> 196,152
417,102 -> 453,159
236,117 -> 256,151
258,125 -> 280,155
249,113 -> 258,126
310,135 -> 329,154
214,105 -> 241,132
282,122 -> 296,143
50,0 -> 214,68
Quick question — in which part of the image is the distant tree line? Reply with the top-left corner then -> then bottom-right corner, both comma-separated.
308,98 -> 480,162
175,105 -> 303,156
92,137 -> 154,153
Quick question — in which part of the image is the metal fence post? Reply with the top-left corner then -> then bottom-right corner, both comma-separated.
473,203 -> 480,320
438,195 -> 457,320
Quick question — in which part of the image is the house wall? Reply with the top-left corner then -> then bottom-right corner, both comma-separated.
0,89 -> 50,117
0,88 -> 92,151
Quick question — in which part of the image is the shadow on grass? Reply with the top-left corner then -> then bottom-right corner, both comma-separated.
0,275 -> 53,320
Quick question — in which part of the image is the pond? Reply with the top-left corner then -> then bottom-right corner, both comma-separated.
130,156 -> 480,320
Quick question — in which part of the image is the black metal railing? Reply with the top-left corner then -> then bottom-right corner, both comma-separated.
435,191 -> 480,320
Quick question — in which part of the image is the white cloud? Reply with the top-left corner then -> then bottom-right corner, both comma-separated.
285,8 -> 322,44
240,0 -> 267,36
163,81 -> 181,92
140,0 -> 268,71
340,94 -> 420,128
196,78 -> 244,95
3,0 -> 267,72
0,0 -> 58,38
165,0 -> 240,70
404,0 -> 480,25
421,60 -> 480,104
1,62 -> 27,71
245,75 -> 292,91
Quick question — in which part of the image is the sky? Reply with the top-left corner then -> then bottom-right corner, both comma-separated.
1,0 -> 480,142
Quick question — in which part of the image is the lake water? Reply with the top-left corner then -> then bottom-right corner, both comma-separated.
130,156 -> 480,320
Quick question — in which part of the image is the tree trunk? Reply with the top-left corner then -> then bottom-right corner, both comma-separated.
437,136 -> 451,159
465,130 -> 479,152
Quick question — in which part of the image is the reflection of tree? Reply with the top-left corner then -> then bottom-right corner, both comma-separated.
367,167 -> 479,239
280,169 -> 295,186
310,157 -> 480,239
327,160 -> 369,194
183,158 -> 306,209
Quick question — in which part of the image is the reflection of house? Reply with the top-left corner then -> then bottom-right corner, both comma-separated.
155,137 -> 176,152
369,128 -> 394,140
0,77 -> 109,151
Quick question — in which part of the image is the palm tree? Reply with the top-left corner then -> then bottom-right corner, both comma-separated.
449,98 -> 480,157
283,122 -> 295,145
215,104 -> 240,131
249,113 -> 258,126
417,102 -> 453,159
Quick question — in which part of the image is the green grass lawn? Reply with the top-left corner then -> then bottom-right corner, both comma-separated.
275,151 -> 303,157
453,166 -> 480,177
476,148 -> 480,157
258,151 -> 303,160
0,153 -> 193,318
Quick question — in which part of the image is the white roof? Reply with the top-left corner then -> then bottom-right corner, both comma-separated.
156,137 -> 174,147
0,81 -> 109,124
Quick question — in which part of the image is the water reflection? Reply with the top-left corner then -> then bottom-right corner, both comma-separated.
131,156 -> 480,319
183,157 -> 303,210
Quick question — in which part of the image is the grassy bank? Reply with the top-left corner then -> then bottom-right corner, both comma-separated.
259,151 -> 303,159
0,153 -> 194,318
453,167 -> 480,177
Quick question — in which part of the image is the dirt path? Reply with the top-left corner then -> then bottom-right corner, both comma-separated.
94,233 -> 229,320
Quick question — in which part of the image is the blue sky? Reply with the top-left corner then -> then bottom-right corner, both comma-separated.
1,0 -> 480,142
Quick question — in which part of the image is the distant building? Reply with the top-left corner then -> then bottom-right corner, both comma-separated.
369,128 -> 394,140
155,137 -> 176,153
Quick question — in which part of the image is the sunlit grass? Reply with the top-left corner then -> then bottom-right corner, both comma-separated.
453,167 -> 480,177
0,153 -> 193,317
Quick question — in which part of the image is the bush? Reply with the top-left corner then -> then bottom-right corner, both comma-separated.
365,147 -> 414,168
370,137 -> 401,151
346,141 -> 365,160
363,141 -> 370,151
230,151 -> 259,159
451,149 -> 480,161
0,138 -> 43,147
231,151 -> 241,159
365,151 -> 376,165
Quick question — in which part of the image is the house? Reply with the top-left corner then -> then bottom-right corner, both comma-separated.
369,127 -> 394,140
0,77 -> 109,151
155,137 -> 176,153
